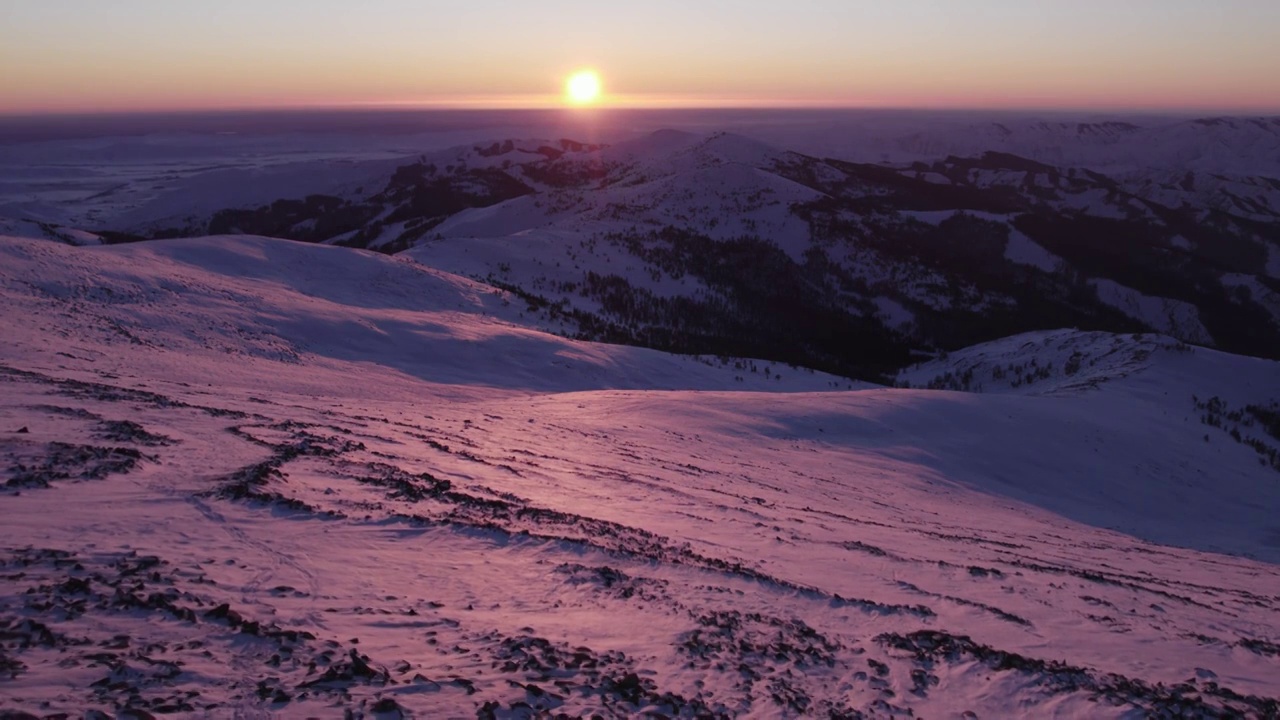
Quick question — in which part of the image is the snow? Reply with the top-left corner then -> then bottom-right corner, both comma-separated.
899,209 -> 1012,225
1,235 -> 1278,717
0,216 -> 103,246
407,131 -> 834,311
894,328 -> 1280,553
0,111 -> 1278,716
598,128 -> 702,163
743,114 -> 1280,178
1090,278 -> 1214,344
872,296 -> 915,330
1222,272 -> 1280,324
0,235 -> 840,396
429,195 -> 553,239
110,157 -> 402,232
0,134 -> 425,230
0,132 -> 599,233
1004,228 -> 1062,271
914,172 -> 951,185
1057,187 -> 1132,218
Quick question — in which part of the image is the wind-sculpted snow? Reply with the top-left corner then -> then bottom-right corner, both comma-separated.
1,235 -> 1279,716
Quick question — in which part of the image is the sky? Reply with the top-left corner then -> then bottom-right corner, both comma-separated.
2,0 -> 1279,114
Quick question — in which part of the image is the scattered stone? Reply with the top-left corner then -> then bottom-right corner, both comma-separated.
97,420 -> 176,446
878,630 -> 1279,717
6,442 -> 151,488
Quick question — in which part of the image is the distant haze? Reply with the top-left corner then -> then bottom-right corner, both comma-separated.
3,0 -> 1279,114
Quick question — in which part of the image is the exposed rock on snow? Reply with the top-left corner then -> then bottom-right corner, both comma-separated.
1,235 -> 1277,716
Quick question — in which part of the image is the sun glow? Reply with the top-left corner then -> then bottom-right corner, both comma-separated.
565,70 -> 603,106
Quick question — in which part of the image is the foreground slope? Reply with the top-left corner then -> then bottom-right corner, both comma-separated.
1,236 -> 1278,718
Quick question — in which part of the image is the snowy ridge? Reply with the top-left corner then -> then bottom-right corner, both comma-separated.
764,115 -> 1280,177
0,216 -> 103,246
897,330 -> 1199,395
1088,280 -> 1213,344
0,235 -> 845,395
1,235 -> 1278,717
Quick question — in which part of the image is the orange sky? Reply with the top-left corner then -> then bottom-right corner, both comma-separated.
3,0 -> 1278,114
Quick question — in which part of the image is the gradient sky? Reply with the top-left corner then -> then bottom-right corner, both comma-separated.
2,0 -> 1279,114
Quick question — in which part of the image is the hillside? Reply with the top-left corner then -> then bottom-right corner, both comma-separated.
0,235 -> 850,396
1,234 -> 1278,717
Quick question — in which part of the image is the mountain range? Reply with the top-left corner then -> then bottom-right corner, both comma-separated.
11,116 -> 1274,381
0,112 -> 1277,717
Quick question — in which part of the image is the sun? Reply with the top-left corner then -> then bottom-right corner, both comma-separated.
565,70 -> 603,106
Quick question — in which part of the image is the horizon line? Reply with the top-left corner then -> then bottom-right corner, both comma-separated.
3,102 -> 1280,121
4,91 -> 1280,120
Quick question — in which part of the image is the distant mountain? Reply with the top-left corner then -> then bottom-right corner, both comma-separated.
35,120 -> 1280,381
755,114 -> 1280,177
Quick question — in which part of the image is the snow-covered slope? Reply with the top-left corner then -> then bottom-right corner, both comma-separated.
0,235 -> 846,396
1,235 -> 1277,717
897,328 -> 1271,400
0,216 -> 103,246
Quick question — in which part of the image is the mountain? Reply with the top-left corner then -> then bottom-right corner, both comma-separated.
6,115 -> 1279,381
751,114 -> 1280,178
413,135 -> 1280,374
1,233 -> 1278,717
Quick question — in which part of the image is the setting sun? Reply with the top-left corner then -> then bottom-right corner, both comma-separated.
565,70 -> 602,106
